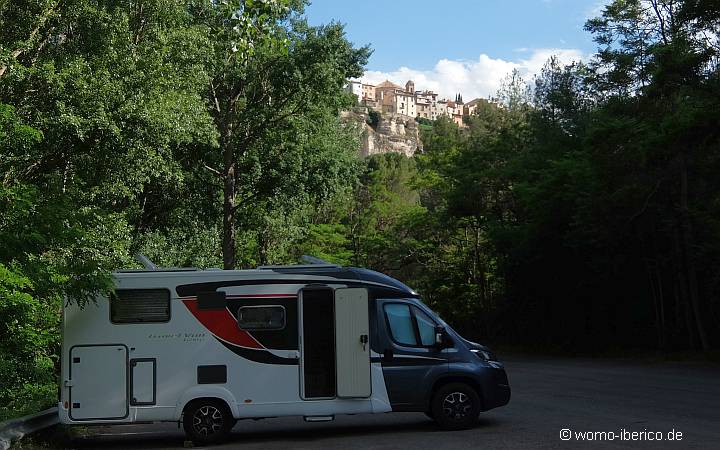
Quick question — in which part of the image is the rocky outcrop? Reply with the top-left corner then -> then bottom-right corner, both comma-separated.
341,108 -> 422,157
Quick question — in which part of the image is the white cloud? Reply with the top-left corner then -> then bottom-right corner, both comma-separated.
361,48 -> 588,100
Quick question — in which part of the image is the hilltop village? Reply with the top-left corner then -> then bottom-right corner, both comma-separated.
343,79 -> 490,157
346,79 -> 486,128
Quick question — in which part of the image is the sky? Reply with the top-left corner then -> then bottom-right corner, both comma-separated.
305,0 -> 610,100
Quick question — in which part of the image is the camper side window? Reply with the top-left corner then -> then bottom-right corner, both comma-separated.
110,289 -> 170,323
237,306 -> 286,330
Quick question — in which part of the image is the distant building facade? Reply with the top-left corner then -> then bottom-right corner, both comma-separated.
415,90 -> 439,119
362,83 -> 376,102
346,80 -> 363,103
375,80 -> 416,117
346,78 -> 485,127
463,98 -> 487,116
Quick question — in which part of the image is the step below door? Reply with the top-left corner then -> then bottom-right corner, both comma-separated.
70,345 -> 128,420
334,288 -> 371,398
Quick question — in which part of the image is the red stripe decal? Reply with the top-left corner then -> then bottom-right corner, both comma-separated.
182,299 -> 263,349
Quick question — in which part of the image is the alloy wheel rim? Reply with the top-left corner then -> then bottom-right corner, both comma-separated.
442,391 -> 473,419
192,405 -> 224,436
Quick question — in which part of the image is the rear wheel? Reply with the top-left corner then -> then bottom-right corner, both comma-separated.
183,399 -> 234,444
430,382 -> 481,430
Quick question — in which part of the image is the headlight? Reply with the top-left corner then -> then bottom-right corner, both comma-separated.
470,349 -> 496,361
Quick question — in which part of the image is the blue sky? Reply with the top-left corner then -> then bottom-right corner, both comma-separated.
305,0 -> 609,99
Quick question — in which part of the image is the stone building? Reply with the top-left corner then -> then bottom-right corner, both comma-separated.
444,101 -> 465,127
463,98 -> 486,116
436,99 -> 448,118
361,83 -> 376,102
347,78 -> 482,127
375,80 -> 416,117
415,90 -> 439,120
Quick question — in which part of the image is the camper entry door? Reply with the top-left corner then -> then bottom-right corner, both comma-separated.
299,287 -> 371,399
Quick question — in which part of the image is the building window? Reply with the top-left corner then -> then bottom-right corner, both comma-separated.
111,289 -> 170,324
238,306 -> 286,330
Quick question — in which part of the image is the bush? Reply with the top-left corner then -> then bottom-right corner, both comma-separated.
415,116 -> 433,126
0,263 -> 59,421
366,109 -> 381,127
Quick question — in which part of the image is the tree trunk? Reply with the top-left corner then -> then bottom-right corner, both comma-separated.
678,153 -> 710,350
645,259 -> 664,350
656,264 -> 666,349
674,227 -> 695,349
222,128 -> 236,270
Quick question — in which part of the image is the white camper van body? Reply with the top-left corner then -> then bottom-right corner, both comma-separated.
59,263 -> 510,441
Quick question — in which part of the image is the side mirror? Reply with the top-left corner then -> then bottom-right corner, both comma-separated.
434,326 -> 452,348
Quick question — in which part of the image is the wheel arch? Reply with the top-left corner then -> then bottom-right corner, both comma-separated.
176,386 -> 238,421
426,375 -> 484,411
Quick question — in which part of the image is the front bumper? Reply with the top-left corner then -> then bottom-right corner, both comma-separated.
481,364 -> 511,410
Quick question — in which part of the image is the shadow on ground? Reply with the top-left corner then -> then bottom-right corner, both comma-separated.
67,415 -> 503,449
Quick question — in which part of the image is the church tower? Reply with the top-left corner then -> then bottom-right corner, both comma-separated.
405,80 -> 415,93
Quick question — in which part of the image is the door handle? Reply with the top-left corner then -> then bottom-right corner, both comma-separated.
360,334 -> 368,351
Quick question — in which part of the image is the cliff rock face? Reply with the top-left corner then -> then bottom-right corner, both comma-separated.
341,108 -> 422,157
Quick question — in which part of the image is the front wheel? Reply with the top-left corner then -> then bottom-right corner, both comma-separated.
430,382 -> 481,430
183,399 -> 234,444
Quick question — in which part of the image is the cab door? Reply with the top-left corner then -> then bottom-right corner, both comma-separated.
376,300 -> 448,410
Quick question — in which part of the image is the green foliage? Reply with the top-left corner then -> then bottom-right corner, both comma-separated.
0,0 -> 367,418
297,1 -> 720,353
2,0 -> 719,421
367,109 -> 381,127
0,263 -> 58,421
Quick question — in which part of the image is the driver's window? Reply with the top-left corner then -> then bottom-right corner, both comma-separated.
414,307 -> 436,346
384,304 -> 417,346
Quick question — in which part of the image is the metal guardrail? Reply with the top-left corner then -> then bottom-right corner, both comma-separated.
0,407 -> 59,450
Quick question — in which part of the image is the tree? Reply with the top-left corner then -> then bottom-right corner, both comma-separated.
193,1 -> 369,268
585,0 -> 720,351
0,0 -> 368,418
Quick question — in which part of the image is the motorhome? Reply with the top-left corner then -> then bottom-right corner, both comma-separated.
59,258 -> 510,443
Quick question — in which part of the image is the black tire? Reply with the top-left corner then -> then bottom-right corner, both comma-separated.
430,382 -> 481,430
183,399 -> 234,444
